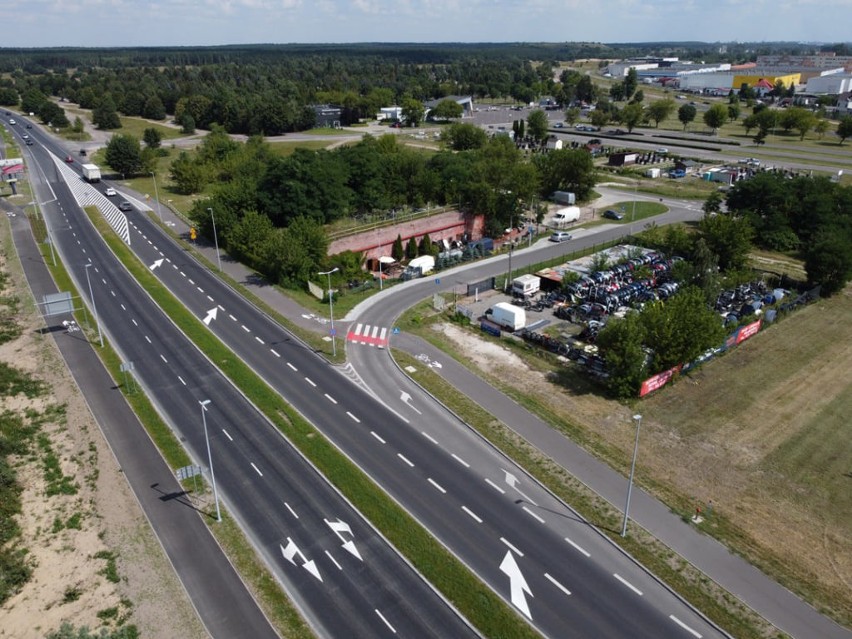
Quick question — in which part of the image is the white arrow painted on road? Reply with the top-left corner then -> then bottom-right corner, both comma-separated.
429,361 -> 442,369
280,538 -> 323,582
149,258 -> 164,271
399,391 -> 422,415
503,469 -> 538,506
325,518 -> 363,561
202,306 -> 218,326
500,550 -> 532,619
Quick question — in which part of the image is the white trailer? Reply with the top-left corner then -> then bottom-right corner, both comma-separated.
81,163 -> 101,183
512,274 -> 541,298
486,302 -> 526,332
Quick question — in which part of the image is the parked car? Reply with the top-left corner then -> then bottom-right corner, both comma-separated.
655,147 -> 668,155
603,209 -> 624,220
118,201 -> 133,212
554,122 -> 564,128
79,148 -> 87,156
25,124 -> 32,129
105,188 -> 117,197
550,231 -> 572,243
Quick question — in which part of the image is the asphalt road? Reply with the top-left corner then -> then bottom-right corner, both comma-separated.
10,117 -> 477,639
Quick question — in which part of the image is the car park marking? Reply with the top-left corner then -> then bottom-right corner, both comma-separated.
485,478 -> 506,494
669,615 -> 702,638
522,506 -> 545,523
461,506 -> 482,523
427,478 -> 447,494
613,573 -> 643,596
500,537 -> 524,557
544,572 -> 572,597
564,536 -> 591,558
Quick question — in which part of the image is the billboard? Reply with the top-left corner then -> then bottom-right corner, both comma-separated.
639,364 -> 683,397
736,319 -> 762,345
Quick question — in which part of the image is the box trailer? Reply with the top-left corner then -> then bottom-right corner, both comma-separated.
81,163 -> 101,183
512,274 -> 541,298
485,302 -> 526,332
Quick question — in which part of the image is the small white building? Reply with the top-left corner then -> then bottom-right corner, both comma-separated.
806,74 -> 852,95
377,106 -> 403,121
545,136 -> 563,151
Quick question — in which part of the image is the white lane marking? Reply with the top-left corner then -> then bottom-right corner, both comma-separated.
564,536 -> 591,558
179,271 -> 185,277
144,335 -> 151,344
286,362 -> 297,371
222,429 -> 233,442
305,377 -> 316,387
324,393 -> 337,404
255,336 -> 264,344
451,453 -> 470,468
461,506 -> 482,523
613,573 -> 643,596
188,279 -> 195,285
131,319 -> 138,326
197,286 -> 204,293
178,376 -> 186,386
397,453 -> 414,467
421,431 -> 438,445
544,572 -> 572,597
250,462 -> 263,477
669,616 -> 702,638
241,324 -> 250,332
160,354 -> 168,363
375,609 -> 396,634
120,303 -> 126,311
485,478 -> 506,494
347,411 -> 360,423
165,257 -> 171,263
110,290 -> 116,297
217,305 -> 225,311
270,349 -> 280,358
325,550 -> 342,571
500,537 -> 524,557
428,478 -> 447,494
207,295 -> 214,302
370,431 -> 386,444
229,314 -> 237,321
523,506 -> 545,524
284,502 -> 298,519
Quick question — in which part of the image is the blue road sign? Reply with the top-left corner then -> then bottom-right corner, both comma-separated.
435,278 -> 440,284
330,328 -> 336,336
392,327 -> 400,334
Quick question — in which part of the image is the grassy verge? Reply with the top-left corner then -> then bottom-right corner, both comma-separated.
391,329 -> 786,639
86,210 -> 538,639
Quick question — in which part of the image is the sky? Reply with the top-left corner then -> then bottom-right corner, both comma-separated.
5,0 -> 851,48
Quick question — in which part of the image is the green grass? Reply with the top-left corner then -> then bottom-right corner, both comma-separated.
267,139 -> 340,156
594,200 -> 667,223
85,210 -> 539,639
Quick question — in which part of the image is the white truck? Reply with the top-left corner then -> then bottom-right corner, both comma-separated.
401,254 -> 435,280
553,206 -> 580,226
81,163 -> 101,183
512,274 -> 541,298
485,302 -> 526,332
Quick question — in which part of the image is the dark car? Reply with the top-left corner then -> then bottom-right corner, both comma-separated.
26,124 -> 32,129
603,209 -> 624,220
25,139 -> 33,146
118,201 -> 133,212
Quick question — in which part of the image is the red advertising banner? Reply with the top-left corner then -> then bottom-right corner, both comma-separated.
736,319 -> 762,345
639,364 -> 683,397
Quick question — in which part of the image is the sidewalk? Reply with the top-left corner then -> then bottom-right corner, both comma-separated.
149,198 -> 850,639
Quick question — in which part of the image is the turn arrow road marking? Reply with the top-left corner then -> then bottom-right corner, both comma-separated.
280,538 -> 323,582
500,549 -> 533,619
149,258 -> 164,270
325,518 -> 363,561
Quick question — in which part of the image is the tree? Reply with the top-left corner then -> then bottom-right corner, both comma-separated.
169,151 -> 207,194
678,104 -> 697,130
727,102 -> 741,122
836,116 -> 852,145
179,113 -> 195,135
620,103 -> 644,133
596,312 -> 647,398
443,122 -> 486,150
532,148 -> 596,201
0,87 -> 18,106
401,98 -> 425,128
526,109 -> 549,142
699,212 -> 754,271
429,99 -> 463,121
39,101 -> 69,128
623,68 -> 638,100
563,107 -> 581,126
630,89 -> 644,104
92,96 -> 121,130
405,237 -> 418,259
804,231 -> 852,295
392,234 -> 404,261
646,98 -> 675,128
609,82 -> 625,102
104,134 -> 143,177
20,88 -> 47,115
143,127 -> 162,149
703,104 -> 729,134
702,191 -> 724,215
589,108 -> 610,129
814,119 -> 830,139
142,95 -> 166,120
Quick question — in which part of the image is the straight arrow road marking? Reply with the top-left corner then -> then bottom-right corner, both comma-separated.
500,550 -> 533,619
324,518 -> 363,561
399,390 -> 422,414
502,469 -> 538,505
149,258 -> 164,270
202,306 -> 218,326
280,538 -> 323,582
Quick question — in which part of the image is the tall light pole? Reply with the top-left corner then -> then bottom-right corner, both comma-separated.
207,207 -> 222,272
150,171 -> 162,223
84,263 -> 104,347
621,413 -> 643,537
199,399 -> 221,523
318,267 -> 339,357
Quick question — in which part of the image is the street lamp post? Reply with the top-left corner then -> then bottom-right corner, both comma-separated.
621,413 -> 643,537
318,267 -> 340,356
84,263 -> 104,347
199,399 -> 222,522
150,172 -> 162,223
207,207 -> 222,272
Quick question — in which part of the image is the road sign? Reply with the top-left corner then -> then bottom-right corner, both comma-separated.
175,464 -> 202,481
330,328 -> 336,336
392,327 -> 400,334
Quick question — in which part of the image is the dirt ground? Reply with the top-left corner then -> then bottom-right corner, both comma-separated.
430,291 -> 852,625
0,238 -> 205,638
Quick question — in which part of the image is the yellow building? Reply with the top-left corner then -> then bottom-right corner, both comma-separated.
732,72 -> 801,89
